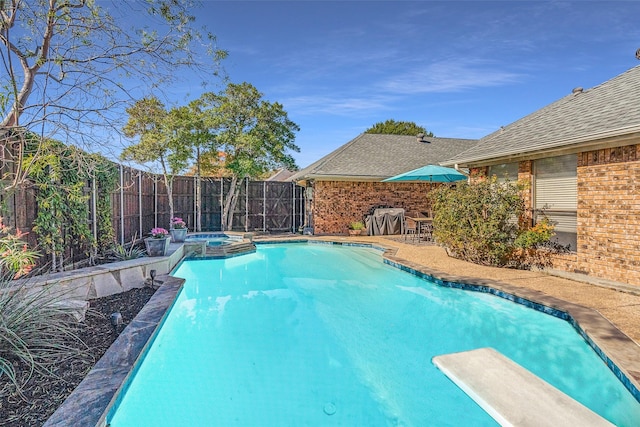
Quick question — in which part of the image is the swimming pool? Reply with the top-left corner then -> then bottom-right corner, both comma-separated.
107,243 -> 640,426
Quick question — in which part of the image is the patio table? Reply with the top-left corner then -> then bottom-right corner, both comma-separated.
406,215 -> 433,241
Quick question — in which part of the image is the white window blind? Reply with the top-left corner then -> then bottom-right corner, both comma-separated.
534,154 -> 577,235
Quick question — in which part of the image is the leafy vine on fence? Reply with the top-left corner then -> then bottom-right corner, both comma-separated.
22,138 -> 117,271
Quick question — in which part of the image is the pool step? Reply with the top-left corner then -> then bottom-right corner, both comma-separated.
432,347 -> 614,427
204,241 -> 256,258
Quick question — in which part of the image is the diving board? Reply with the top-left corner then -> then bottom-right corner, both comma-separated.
432,347 -> 614,427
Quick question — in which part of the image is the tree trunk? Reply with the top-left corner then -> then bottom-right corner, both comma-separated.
222,175 -> 242,231
159,159 -> 175,223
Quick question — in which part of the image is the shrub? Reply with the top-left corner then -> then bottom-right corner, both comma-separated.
429,178 -> 558,269
108,233 -> 146,261
0,220 -> 87,393
348,221 -> 365,230
0,218 -> 39,279
0,279 -> 87,393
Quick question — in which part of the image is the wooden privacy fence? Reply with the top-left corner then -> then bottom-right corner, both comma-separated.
3,164 -> 305,268
112,166 -> 306,244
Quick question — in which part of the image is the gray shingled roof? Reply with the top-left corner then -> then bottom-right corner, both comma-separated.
290,133 -> 477,181
443,65 -> 640,167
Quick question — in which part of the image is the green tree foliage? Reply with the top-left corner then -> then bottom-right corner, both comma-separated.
1,0 -> 226,188
429,178 -> 557,269
169,98 -> 218,231
199,83 -> 300,230
121,83 -> 300,232
365,119 -> 433,136
121,97 -> 191,223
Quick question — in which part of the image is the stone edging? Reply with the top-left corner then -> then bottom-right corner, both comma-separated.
43,275 -> 185,427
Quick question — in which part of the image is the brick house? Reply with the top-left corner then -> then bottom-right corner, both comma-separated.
290,133 -> 477,234
443,65 -> 640,287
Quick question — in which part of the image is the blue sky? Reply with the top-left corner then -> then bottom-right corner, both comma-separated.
165,1 -> 640,168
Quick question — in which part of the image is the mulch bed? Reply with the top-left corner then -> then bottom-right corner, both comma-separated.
0,287 -> 156,427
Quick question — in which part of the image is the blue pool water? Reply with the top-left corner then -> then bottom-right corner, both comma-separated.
185,233 -> 242,246
108,243 -> 640,426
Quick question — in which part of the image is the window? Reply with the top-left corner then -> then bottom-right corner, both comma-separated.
488,162 -> 519,182
534,154 -> 577,250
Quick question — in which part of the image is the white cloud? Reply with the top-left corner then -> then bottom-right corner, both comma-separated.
281,94 -> 396,116
380,60 -> 524,95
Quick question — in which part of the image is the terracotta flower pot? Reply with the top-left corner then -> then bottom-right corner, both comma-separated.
144,237 -> 170,257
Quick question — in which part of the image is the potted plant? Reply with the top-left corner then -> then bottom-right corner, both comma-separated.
348,220 -> 365,236
144,227 -> 171,257
169,217 -> 188,243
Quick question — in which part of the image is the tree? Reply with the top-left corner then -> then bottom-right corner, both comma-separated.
0,0 -> 226,188
365,119 -> 433,136
169,98 -> 217,231
121,97 -> 191,224
200,83 -> 300,231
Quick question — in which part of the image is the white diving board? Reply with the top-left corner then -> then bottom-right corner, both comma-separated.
432,347 -> 615,427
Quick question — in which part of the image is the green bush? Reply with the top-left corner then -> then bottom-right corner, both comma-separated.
0,221 -> 86,392
348,221 -> 365,230
429,178 -> 557,269
0,218 -> 39,279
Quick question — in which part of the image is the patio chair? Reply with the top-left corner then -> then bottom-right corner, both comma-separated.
404,216 -> 419,241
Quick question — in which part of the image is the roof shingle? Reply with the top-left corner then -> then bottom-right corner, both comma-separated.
291,133 -> 477,181
443,65 -> 640,166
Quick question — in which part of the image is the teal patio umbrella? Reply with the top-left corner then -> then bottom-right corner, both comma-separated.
382,164 -> 467,182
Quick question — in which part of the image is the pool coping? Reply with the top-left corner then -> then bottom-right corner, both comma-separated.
45,236 -> 640,426
43,275 -> 185,427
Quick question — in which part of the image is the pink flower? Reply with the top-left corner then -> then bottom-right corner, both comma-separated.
170,217 -> 186,229
150,227 -> 169,238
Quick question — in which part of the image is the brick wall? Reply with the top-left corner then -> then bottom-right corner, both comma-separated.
464,152 -> 640,287
571,145 -> 640,286
311,180 -> 436,234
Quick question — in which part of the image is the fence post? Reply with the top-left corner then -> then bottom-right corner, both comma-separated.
262,181 -> 266,232
119,164 -> 124,245
193,176 -> 197,232
291,181 -> 295,233
154,175 -> 158,229
220,177 -> 223,231
301,187 -> 304,230
138,171 -> 143,238
91,177 -> 97,241
245,178 -> 249,232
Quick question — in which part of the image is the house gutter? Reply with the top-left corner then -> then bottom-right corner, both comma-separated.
443,126 -> 640,167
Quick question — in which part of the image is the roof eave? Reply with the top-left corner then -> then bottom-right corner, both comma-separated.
442,127 -> 640,168
294,173 -> 391,182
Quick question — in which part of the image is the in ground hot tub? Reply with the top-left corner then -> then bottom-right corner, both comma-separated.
183,233 -> 254,258
185,233 -> 243,245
